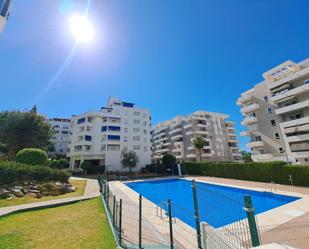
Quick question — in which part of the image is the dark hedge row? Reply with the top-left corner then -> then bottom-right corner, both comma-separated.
0,161 -> 70,186
181,161 -> 309,187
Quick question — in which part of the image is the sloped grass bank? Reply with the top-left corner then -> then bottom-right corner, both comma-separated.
0,198 -> 116,249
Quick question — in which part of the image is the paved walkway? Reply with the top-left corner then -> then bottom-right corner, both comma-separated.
0,178 -> 100,217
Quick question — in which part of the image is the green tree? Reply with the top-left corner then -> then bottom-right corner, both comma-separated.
162,154 -> 176,165
192,136 -> 207,162
241,150 -> 253,162
0,108 -> 52,160
121,150 -> 138,173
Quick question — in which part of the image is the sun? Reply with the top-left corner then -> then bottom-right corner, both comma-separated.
69,14 -> 94,43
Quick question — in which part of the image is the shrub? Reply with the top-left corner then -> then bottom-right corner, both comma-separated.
162,154 -> 176,165
146,164 -> 167,174
80,161 -> 105,174
15,148 -> 48,166
181,161 -> 309,187
49,158 -> 69,169
0,161 -> 70,186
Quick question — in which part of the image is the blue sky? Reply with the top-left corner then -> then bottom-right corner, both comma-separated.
1,0 -> 309,150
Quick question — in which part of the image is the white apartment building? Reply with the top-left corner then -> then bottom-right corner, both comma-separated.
237,59 -> 309,164
0,0 -> 11,33
68,97 -> 152,172
48,118 -> 72,157
152,111 -> 241,162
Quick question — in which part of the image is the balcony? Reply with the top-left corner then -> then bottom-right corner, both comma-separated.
241,117 -> 258,126
169,128 -> 182,135
184,124 -> 193,129
280,116 -> 309,128
285,134 -> 309,143
240,130 -> 255,136
186,153 -> 196,158
275,100 -> 309,115
272,84 -> 309,103
247,141 -> 264,148
240,103 -> 260,114
172,148 -> 181,153
284,124 -> 309,134
171,134 -> 183,141
237,94 -> 253,106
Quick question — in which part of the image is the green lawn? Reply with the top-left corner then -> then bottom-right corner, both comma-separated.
0,179 -> 86,208
0,198 -> 116,249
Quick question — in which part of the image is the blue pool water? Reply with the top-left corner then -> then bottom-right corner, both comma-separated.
126,178 -> 299,228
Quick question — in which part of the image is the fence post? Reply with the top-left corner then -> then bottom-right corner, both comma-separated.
112,195 -> 116,226
103,180 -> 107,199
244,195 -> 260,247
139,194 -> 142,248
192,180 -> 203,249
106,184 -> 110,205
119,199 -> 123,246
167,199 -> 174,249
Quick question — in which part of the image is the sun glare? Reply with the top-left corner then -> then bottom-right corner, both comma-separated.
69,14 -> 94,43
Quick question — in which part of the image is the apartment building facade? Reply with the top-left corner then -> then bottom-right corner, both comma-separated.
48,118 -> 72,157
237,59 -> 309,164
152,111 -> 241,162
67,98 -> 152,171
0,0 -> 11,33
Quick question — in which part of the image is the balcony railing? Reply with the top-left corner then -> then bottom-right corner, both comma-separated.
275,100 -> 309,115
272,83 -> 309,103
247,141 -> 264,148
240,103 -> 260,114
241,117 -> 258,126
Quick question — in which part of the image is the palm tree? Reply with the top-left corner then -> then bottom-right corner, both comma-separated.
192,136 -> 207,162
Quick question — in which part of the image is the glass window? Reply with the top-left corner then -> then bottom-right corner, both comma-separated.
279,147 -> 284,153
133,145 -> 140,150
85,135 -> 92,141
274,133 -> 280,139
268,108 -> 272,113
108,135 -> 121,140
264,96 -> 268,102
271,120 -> 276,126
101,126 -> 107,132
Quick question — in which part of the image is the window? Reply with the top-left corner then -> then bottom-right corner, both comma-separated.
124,128 -> 128,133
101,135 -> 106,141
133,145 -> 140,150
143,130 -> 147,134
271,120 -> 276,126
101,145 -> 106,151
108,126 -> 121,131
264,96 -> 268,102
74,145 -> 82,151
279,147 -> 284,153
274,133 -> 280,139
61,131 -> 68,134
144,137 -> 147,143
144,146 -> 148,151
304,79 -> 309,85
85,135 -> 92,141
108,135 -> 120,140
133,136 -> 140,141
101,126 -> 107,132
268,108 -> 272,114
133,111 -> 140,116
102,117 -> 108,122
107,144 -> 120,151
143,121 -> 147,126
133,128 -> 140,132
143,113 -> 147,118
133,119 -> 140,124
123,136 -> 128,142
77,117 -> 86,124
84,145 -> 91,151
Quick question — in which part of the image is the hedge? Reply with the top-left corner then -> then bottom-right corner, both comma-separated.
181,161 -> 309,187
15,148 -> 48,166
0,161 -> 70,186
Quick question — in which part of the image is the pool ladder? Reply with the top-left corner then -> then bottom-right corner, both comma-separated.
156,201 -> 176,223
265,181 -> 277,193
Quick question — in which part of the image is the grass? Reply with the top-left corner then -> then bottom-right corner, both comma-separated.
0,179 -> 86,208
0,197 -> 116,249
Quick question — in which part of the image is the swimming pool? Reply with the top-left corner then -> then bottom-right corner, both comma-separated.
126,178 -> 300,228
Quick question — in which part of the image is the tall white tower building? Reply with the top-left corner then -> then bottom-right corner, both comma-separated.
0,0 -> 11,33
68,98 -> 152,172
